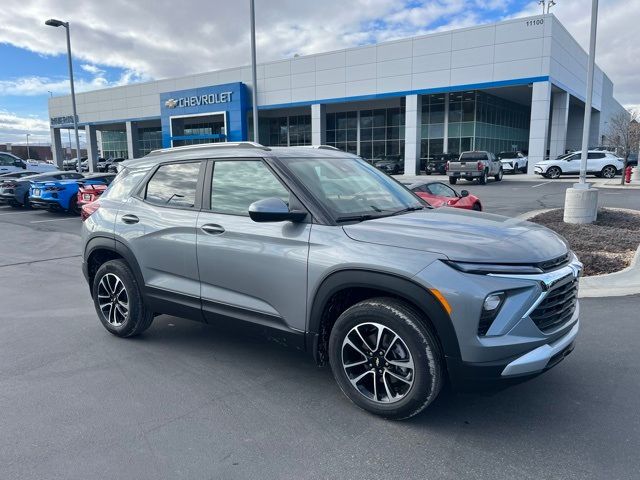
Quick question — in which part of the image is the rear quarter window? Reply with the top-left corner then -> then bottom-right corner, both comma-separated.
102,168 -> 149,202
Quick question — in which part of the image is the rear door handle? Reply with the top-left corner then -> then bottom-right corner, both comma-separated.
121,214 -> 139,224
201,223 -> 225,235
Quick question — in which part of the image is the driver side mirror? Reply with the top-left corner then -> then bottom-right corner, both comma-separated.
248,197 -> 307,223
15,160 -> 25,169
460,190 -> 469,197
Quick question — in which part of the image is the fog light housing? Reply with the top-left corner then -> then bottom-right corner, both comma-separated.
478,293 -> 505,336
483,294 -> 503,312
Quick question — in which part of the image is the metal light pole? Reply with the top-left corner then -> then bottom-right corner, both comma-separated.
579,0 -> 598,184
249,0 -> 259,143
563,0 -> 599,224
26,133 -> 31,160
45,19 -> 81,173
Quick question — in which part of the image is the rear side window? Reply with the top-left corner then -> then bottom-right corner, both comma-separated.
587,152 -> 605,159
145,162 -> 201,208
210,160 -> 289,215
103,168 -> 149,202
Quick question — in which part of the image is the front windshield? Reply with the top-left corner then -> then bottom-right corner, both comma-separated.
285,156 -> 424,220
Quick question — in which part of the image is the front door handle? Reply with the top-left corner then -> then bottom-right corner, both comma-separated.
121,214 -> 139,224
201,223 -> 225,235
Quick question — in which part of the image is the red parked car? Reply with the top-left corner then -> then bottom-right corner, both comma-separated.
406,181 -> 482,211
77,174 -> 116,208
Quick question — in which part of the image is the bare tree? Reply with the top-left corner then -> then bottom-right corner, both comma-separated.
603,109 -> 640,184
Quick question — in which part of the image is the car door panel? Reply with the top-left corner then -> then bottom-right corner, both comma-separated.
197,213 -> 311,330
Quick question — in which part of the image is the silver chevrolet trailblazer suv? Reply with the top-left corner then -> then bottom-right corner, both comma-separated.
81,143 -> 582,419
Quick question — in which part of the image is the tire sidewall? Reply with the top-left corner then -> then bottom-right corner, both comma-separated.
328,299 -> 442,419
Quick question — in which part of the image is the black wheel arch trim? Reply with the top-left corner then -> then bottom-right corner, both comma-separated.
307,269 -> 461,361
83,236 -> 145,295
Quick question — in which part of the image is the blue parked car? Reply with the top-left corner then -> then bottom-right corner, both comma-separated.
29,173 -> 115,213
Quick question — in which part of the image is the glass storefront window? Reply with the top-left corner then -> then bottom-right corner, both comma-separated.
355,106 -> 405,160
138,127 -> 162,156
101,130 -> 128,159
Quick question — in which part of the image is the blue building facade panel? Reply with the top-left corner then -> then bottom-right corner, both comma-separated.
159,82 -> 249,148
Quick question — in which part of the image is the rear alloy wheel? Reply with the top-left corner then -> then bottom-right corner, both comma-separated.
472,202 -> 482,211
478,171 -> 488,185
601,165 -> 617,179
22,193 -> 31,209
329,298 -> 443,420
522,162 -> 528,173
449,177 -> 457,185
92,259 -> 154,337
495,168 -> 503,181
546,166 -> 561,179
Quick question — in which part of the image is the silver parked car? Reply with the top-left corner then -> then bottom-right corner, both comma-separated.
81,142 -> 582,419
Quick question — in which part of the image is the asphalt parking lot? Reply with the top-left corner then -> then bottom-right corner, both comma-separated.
1,178 -> 640,480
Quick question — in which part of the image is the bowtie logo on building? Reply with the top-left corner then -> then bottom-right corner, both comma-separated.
165,98 -> 178,109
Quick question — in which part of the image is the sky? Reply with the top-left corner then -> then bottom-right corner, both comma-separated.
0,0 -> 637,145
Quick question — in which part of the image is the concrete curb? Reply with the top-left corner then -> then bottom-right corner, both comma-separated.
520,207 -> 640,298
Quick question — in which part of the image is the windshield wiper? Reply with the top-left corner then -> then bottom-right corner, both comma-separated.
335,214 -> 378,223
389,205 -> 424,216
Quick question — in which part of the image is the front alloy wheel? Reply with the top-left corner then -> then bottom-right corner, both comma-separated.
601,165 -> 617,179
329,298 -> 443,420
341,322 -> 414,404
546,166 -> 561,179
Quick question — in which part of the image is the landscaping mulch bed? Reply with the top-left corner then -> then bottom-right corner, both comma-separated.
529,208 -> 640,276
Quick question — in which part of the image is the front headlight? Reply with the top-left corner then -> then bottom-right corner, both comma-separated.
444,260 -> 543,275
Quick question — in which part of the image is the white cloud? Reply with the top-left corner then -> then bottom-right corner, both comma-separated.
0,110 -> 50,143
0,69 -> 150,97
80,64 -> 105,76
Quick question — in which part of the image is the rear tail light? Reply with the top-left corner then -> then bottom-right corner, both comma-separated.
477,161 -> 483,171
81,200 -> 100,221
445,161 -> 450,171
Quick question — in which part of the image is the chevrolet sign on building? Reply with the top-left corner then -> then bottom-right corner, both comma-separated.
164,92 -> 233,109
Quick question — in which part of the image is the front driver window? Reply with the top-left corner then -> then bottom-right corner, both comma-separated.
210,160 -> 290,216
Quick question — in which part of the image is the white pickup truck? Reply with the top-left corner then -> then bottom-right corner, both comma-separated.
0,152 -> 59,175
446,151 -> 503,185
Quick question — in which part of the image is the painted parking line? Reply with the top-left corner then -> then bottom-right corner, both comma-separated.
531,181 -> 553,188
0,211 -> 31,216
30,217 -> 79,224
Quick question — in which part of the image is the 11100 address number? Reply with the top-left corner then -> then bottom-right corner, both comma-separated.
526,18 -> 544,27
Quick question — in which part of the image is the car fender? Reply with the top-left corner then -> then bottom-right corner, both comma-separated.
307,269 -> 461,361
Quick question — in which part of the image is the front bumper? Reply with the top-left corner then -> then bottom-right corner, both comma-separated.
533,165 -> 546,174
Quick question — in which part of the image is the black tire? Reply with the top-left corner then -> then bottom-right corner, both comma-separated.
601,165 -> 617,179
521,162 -> 528,173
328,297 -> 443,420
425,171 -> 432,176
22,193 -> 31,209
546,166 -> 561,179
68,196 -> 80,215
478,170 -> 487,185
92,259 -> 154,337
472,202 -> 482,211
495,168 -> 503,181
449,176 -> 457,185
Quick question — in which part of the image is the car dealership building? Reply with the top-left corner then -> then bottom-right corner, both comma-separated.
48,14 -> 626,174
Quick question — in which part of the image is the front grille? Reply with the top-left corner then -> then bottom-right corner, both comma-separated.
530,276 -> 578,332
537,253 -> 570,272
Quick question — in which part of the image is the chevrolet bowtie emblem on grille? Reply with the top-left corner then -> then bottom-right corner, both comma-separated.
165,98 -> 177,108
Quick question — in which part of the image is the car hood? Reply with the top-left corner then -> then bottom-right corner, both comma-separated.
342,208 -> 568,264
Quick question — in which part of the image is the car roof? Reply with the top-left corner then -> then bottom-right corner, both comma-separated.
120,143 -> 359,170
